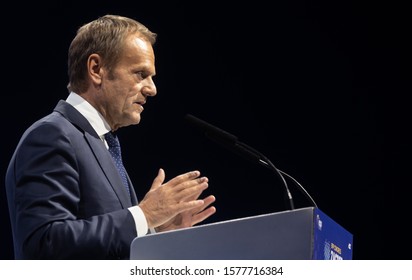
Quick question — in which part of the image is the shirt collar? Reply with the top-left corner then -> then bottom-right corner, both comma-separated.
66,92 -> 112,139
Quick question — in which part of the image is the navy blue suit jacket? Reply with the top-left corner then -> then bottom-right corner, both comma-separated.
6,100 -> 139,259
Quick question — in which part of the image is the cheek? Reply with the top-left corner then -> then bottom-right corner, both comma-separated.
127,85 -> 143,100
125,92 -> 137,105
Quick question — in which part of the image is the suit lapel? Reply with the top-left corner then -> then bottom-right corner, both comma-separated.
127,174 -> 139,205
86,133 -> 133,208
54,100 -> 137,208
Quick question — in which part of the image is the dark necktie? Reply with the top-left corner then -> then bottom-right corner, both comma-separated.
104,131 -> 131,198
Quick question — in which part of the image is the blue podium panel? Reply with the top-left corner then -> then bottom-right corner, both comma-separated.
130,207 -> 353,260
313,208 -> 353,260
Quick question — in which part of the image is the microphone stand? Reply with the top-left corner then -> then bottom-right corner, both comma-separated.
186,114 -> 318,211
236,141 -> 318,209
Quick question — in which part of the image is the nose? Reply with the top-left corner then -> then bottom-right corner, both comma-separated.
142,77 -> 157,97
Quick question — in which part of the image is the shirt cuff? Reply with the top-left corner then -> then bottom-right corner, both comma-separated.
128,206 -> 148,237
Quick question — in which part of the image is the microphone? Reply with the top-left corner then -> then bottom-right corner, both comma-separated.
185,114 -> 318,210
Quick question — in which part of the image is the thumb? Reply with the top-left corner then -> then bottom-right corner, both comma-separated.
150,168 -> 165,190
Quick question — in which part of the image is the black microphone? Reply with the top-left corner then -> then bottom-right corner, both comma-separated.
185,114 -> 318,210
185,114 -> 261,165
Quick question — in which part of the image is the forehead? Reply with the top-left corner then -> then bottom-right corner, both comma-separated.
120,35 -> 155,65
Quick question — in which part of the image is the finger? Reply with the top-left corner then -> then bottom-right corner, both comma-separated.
178,195 -> 216,225
201,195 -> 216,209
174,199 -> 205,214
149,168 -> 165,190
165,170 -> 201,187
191,205 -> 217,226
176,177 -> 210,203
174,179 -> 209,201
191,195 -> 216,214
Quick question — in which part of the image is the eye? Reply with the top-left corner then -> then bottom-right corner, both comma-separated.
135,71 -> 145,80
134,69 -> 155,81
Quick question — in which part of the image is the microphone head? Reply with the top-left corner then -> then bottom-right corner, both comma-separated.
185,114 -> 238,143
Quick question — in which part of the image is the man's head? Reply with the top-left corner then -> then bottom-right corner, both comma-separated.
68,15 -> 158,130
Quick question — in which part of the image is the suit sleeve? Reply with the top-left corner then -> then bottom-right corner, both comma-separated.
9,123 -> 137,259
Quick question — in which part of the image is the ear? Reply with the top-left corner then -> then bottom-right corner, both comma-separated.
87,54 -> 104,86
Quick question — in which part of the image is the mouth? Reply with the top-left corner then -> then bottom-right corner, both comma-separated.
134,99 -> 146,105
133,101 -> 145,112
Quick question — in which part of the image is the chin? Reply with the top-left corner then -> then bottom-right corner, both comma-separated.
133,114 -> 142,124
123,115 -> 141,127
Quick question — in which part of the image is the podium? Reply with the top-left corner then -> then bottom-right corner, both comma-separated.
130,207 -> 353,260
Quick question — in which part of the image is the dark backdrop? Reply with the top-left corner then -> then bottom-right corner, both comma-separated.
1,1 -> 410,260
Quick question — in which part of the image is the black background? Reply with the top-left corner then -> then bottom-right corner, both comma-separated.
1,1 -> 410,260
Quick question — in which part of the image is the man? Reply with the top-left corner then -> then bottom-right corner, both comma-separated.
5,14 -> 216,259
